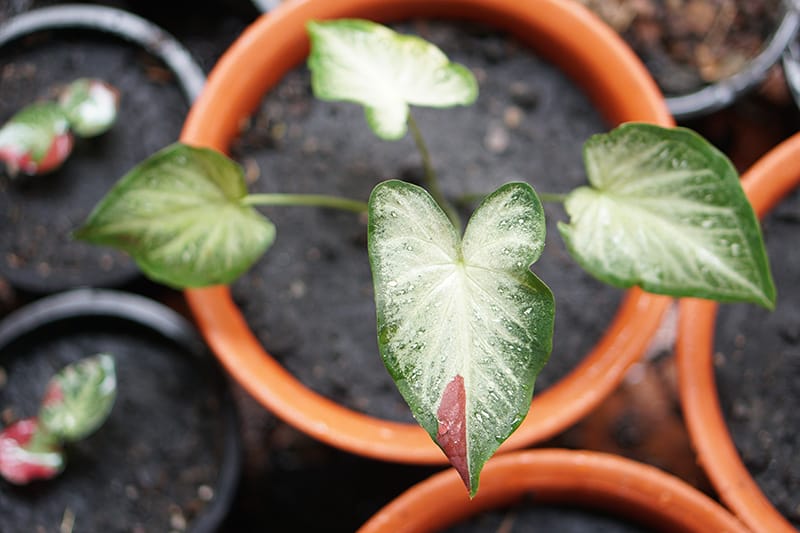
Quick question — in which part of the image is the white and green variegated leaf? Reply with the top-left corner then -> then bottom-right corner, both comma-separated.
75,143 -> 275,288
369,180 -> 554,496
59,78 -> 120,138
559,123 -> 775,308
307,19 -> 478,140
39,354 -> 117,442
0,102 -> 70,161
0,102 -> 73,176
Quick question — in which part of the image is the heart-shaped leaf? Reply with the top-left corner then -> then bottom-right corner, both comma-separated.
75,143 -> 276,288
559,123 -> 775,308
0,102 -> 73,177
369,180 -> 554,495
307,19 -> 478,140
39,354 -> 117,443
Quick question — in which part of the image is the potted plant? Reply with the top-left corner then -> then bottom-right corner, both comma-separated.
0,288 -> 242,532
77,0 -> 774,495
677,131 -> 800,533
358,449 -> 748,532
0,353 -> 117,486
0,4 -> 205,292
80,0 -> 676,467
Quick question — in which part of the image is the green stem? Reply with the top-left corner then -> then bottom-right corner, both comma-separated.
25,425 -> 59,453
537,192 -> 568,204
407,113 -> 462,230
454,192 -> 487,207
242,193 -> 368,213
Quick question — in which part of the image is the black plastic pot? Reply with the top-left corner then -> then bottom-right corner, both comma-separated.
665,2 -> 800,119
0,288 -> 241,533
0,4 -> 205,293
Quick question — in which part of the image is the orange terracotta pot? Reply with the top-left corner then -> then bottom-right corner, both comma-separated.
180,0 -> 674,464
677,132 -> 800,533
359,449 -> 748,533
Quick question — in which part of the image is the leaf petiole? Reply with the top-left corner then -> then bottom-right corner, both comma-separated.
241,193 -> 368,213
537,192 -> 568,204
408,113 -> 462,230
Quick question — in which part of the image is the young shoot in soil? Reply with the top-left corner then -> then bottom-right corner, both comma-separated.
0,78 -> 119,178
0,354 -> 116,484
75,19 -> 775,496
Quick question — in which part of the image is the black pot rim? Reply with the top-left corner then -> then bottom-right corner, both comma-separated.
0,3 -> 205,102
666,2 -> 800,119
0,288 -> 242,533
782,34 -> 800,109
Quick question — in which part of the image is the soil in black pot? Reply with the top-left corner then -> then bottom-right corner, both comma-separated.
0,30 -> 187,292
0,0 -> 260,72
580,0 -> 785,95
0,304 -> 232,532
230,20 -> 620,423
445,503 -> 652,533
714,185 -> 800,527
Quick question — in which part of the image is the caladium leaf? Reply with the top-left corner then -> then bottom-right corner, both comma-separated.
75,143 -> 276,288
369,180 -> 554,495
307,19 -> 478,140
559,123 -> 775,308
39,354 -> 117,442
0,418 -> 64,485
0,102 -> 74,177
59,78 -> 120,138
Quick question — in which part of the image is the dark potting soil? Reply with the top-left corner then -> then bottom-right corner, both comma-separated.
445,503 -> 652,533
714,185 -> 800,527
0,31 -> 187,292
230,21 -> 620,423
0,0 -> 261,73
581,0 -> 785,95
0,315 -> 228,532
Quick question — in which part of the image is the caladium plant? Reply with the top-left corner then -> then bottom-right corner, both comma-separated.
0,102 -> 74,177
0,354 -> 116,484
0,78 -> 119,178
58,78 -> 120,138
76,19 -> 775,495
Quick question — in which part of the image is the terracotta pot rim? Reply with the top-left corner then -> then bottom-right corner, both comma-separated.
182,0 -> 673,464
0,288 -> 242,533
677,132 -> 800,533
358,448 -> 748,533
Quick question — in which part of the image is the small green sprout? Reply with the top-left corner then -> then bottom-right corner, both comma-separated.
0,354 -> 116,484
0,78 -> 120,178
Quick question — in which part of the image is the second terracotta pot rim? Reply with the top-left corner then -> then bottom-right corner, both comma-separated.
677,131 -> 800,533
182,0 -> 673,463
358,448 -> 748,533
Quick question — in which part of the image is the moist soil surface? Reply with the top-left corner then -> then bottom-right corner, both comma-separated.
0,307 -> 231,532
446,504 -> 652,533
0,30 -> 187,292
713,185 -> 800,527
230,20 -> 620,423
580,0 -> 785,95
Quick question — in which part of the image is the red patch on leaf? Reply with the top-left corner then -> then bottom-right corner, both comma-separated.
0,131 -> 73,177
34,132 -> 74,174
0,418 -> 63,484
436,374 -> 469,489
41,382 -> 64,407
